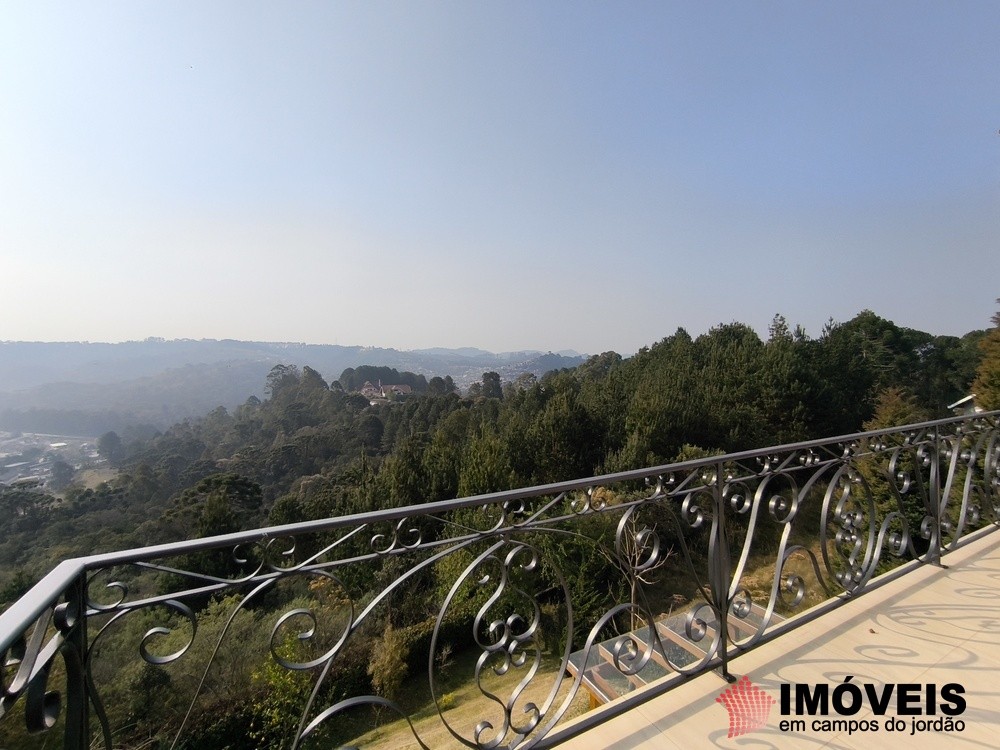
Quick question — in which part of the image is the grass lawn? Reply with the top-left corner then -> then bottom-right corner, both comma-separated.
333,646 -> 591,750
77,465 -> 117,489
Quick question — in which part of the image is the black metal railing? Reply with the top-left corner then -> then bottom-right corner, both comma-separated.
2,413 -> 999,749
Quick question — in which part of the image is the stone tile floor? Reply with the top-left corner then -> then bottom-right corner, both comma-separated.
552,529 -> 1000,749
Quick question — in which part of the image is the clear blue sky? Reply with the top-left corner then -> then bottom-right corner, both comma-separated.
1,2 -> 997,355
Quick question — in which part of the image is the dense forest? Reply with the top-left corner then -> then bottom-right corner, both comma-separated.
1,309 -> 990,601
1,307 -> 997,748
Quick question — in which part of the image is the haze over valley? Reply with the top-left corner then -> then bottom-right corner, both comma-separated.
0,339 -> 585,435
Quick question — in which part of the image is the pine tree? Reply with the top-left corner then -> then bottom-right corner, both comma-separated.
972,300 -> 1000,410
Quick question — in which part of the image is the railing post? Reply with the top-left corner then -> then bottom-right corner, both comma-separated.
929,426 -> 946,568
709,460 -> 735,682
60,571 -> 89,749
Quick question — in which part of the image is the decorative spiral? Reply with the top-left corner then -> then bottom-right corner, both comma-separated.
569,490 -> 590,514
779,573 -> 806,608
425,539 -> 558,749
877,511 -> 910,560
798,450 -> 821,467
23,657 -> 61,732
263,536 -> 298,571
52,600 -> 80,633
685,603 -> 713,643
917,443 -> 934,469
819,464 -> 876,594
615,506 -> 662,573
776,546 -> 830,615
731,589 -> 753,620
680,489 -> 710,529
727,481 -> 754,516
886,447 -> 915,496
1,632 -> 28,712
610,632 -> 646,675
503,498 -> 530,526
269,573 -> 353,671
434,542 -> 549,749
85,571 -> 128,611
919,514 -> 936,541
767,492 -> 794,524
135,600 -> 197,665
759,453 -> 787,473
371,517 -> 423,554
589,486 -> 609,511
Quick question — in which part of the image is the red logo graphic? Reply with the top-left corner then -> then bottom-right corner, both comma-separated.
716,675 -> 776,738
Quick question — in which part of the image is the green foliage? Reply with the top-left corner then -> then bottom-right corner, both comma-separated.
858,387 -> 931,554
0,484 -> 51,534
1,306 -> 990,749
481,371 -> 503,399
457,430 -> 513,496
265,363 -> 301,399
0,568 -> 33,608
97,430 -> 124,463
247,641 -> 315,747
367,622 -> 410,701
167,473 -> 263,538
338,366 -> 428,393
162,474 -> 264,577
972,300 -> 1000,410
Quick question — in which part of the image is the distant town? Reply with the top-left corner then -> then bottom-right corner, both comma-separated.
0,431 -> 108,490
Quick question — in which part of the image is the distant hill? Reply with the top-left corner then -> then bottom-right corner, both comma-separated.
0,340 -> 587,434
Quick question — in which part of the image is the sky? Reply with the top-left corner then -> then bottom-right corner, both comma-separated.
1,2 -> 998,355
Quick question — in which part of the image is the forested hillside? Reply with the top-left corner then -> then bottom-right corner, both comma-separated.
0,310 -> 985,598
1,308 -> 994,749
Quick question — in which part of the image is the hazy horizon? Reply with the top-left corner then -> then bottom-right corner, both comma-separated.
3,3 -> 998,354
0,336 -> 586,356
0,301 -> 990,361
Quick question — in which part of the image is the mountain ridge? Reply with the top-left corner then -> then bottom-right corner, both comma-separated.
0,339 -> 589,434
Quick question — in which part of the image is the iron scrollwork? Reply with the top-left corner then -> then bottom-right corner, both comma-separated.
1,413 -> 998,748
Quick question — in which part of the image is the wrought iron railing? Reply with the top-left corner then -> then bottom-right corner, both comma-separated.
2,413 -> 999,749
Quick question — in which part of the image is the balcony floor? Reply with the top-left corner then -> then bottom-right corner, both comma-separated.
552,528 -> 1000,749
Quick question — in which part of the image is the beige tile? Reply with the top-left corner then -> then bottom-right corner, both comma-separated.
554,531 -> 1000,749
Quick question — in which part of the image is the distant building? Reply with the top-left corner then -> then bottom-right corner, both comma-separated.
359,380 -> 413,402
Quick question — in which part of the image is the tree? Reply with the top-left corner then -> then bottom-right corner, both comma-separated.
97,430 -> 123,464
600,509 -> 673,630
515,371 -> 538,389
354,413 -> 384,450
167,473 -> 263,539
481,371 -> 503,399
972,299 -> 1000,410
768,313 -> 792,343
166,474 -> 264,578
48,459 -> 75,491
265,364 -> 300,399
367,622 -> 409,702
427,376 -> 449,395
457,431 -> 513,496
859,387 -> 930,555
300,365 -> 329,391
